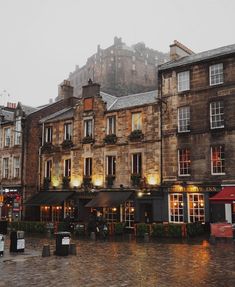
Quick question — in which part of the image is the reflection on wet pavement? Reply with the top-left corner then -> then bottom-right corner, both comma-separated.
0,235 -> 234,287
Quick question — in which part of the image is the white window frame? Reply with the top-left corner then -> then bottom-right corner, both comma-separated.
131,153 -> 142,175
84,119 -> 93,137
169,193 -> 184,223
210,101 -> 224,129
3,158 -> 9,179
177,71 -> 190,92
209,63 -> 223,86
178,106 -> 190,132
178,149 -> 191,176
64,159 -> 71,178
4,128 -> 11,147
124,201 -> 135,228
106,156 -> 116,176
131,113 -> 142,131
106,116 -> 116,135
188,193 -> 205,223
84,158 -> 92,177
211,146 -> 225,175
14,118 -> 21,145
45,127 -> 52,143
45,160 -> 52,179
64,123 -> 72,140
13,157 -> 20,178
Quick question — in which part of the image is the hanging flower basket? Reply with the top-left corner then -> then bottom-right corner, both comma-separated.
61,139 -> 74,149
103,134 -> 117,145
82,136 -> 95,144
128,130 -> 144,142
131,173 -> 141,187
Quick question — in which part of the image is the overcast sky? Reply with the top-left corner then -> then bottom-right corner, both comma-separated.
0,0 -> 234,107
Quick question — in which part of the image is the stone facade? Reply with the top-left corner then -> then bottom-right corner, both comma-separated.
64,37 -> 168,99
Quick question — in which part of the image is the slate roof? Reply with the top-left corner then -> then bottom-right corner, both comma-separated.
40,107 -> 74,123
159,43 -> 235,70
22,104 -> 38,115
100,92 -> 117,110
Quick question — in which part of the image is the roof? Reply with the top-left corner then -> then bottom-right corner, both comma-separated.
100,92 -> 117,110
40,107 -> 74,123
159,43 -> 235,70
210,186 -> 235,203
22,104 -> 38,115
25,191 -> 74,206
103,90 -> 158,111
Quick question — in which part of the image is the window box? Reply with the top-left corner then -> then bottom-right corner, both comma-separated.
82,136 -> 95,144
61,139 -> 74,149
62,176 -> 70,189
82,176 -> 92,188
128,130 -> 144,142
106,175 -> 115,187
131,173 -> 141,187
43,177 -> 51,191
41,142 -> 55,153
103,134 -> 117,145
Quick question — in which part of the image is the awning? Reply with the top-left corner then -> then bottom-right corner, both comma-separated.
25,192 -> 74,206
85,191 -> 133,208
210,187 -> 235,203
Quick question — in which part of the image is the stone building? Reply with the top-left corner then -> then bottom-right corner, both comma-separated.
27,81 -> 162,224
64,37 -> 168,99
158,41 -> 235,224
0,102 -> 36,221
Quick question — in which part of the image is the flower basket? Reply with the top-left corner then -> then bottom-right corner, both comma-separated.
82,176 -> 92,188
131,173 -> 141,187
62,176 -> 70,189
41,142 -> 54,153
128,130 -> 144,142
103,134 -> 117,145
82,136 -> 95,144
61,139 -> 74,149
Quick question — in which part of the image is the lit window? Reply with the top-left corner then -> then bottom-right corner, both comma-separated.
103,207 -> 117,223
124,201 -> 135,228
210,63 -> 223,86
84,119 -> 93,137
14,118 -> 21,145
4,128 -> 11,147
211,146 -> 225,174
178,149 -> 191,176
106,156 -> 116,176
3,158 -> 9,178
45,127 -> 52,143
178,106 -> 190,132
132,113 -> 142,131
188,194 -> 205,222
169,194 -> 184,223
210,101 -> 224,129
64,159 -> 71,177
106,116 -> 116,135
132,153 -> 142,175
64,123 -> 72,140
177,71 -> 190,92
84,158 -> 92,177
13,157 -> 20,178
45,160 -> 52,179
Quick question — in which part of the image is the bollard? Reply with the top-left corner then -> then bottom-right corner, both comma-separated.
144,233 -> 149,242
90,232 -> 96,240
42,244 -> 51,257
69,243 -> 77,255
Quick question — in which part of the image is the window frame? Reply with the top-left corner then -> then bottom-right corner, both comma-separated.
106,116 -> 116,135
178,148 -> 191,176
45,126 -> 52,143
177,71 -> 190,92
211,145 -> 225,175
209,63 -> 223,86
187,193 -> 205,223
84,119 -> 93,137
64,123 -> 72,141
131,153 -> 142,175
84,157 -> 92,177
4,128 -> 11,147
45,160 -> 52,179
3,157 -> 9,179
64,158 -> 71,178
13,157 -> 20,178
131,112 -> 142,131
14,118 -> 21,145
210,101 -> 224,129
169,193 -> 184,223
106,156 -> 116,176
178,106 -> 190,133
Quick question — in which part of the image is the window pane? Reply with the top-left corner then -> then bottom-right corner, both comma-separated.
177,71 -> 190,92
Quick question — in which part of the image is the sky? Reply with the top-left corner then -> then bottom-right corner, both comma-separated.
0,0 -> 234,107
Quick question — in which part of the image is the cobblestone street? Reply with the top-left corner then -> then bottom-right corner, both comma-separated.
0,235 -> 234,287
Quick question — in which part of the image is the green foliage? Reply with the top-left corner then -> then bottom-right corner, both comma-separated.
186,222 -> 205,237
82,136 -> 95,144
131,173 -> 141,187
114,222 -> 125,235
10,221 -> 47,234
61,139 -> 74,149
43,177 -> 51,191
103,134 -> 117,144
168,224 -> 182,238
128,129 -> 144,141
136,223 -> 148,237
152,223 -> 165,237
62,176 -> 70,189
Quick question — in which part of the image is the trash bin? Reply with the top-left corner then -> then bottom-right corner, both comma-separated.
10,230 -> 25,253
0,220 -> 8,235
55,232 -> 71,256
0,234 -> 4,256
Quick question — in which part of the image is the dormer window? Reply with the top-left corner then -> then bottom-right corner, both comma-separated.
45,127 -> 52,143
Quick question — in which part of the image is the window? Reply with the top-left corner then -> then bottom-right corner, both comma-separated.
188,194 -> 205,222
103,207 -> 117,223
4,128 -> 10,147
84,119 -> 93,137
106,116 -> 116,135
124,201 -> 135,228
177,71 -> 190,92
178,149 -> 191,176
64,123 -> 72,140
132,153 -> 142,175
45,127 -> 52,143
210,63 -> 223,86
64,159 -> 71,177
178,106 -> 190,132
210,101 -> 224,129
84,158 -> 92,177
45,160 -> 52,179
169,194 -> 184,223
132,113 -> 142,131
106,156 -> 116,176
13,157 -> 20,178
211,146 -> 225,174
3,158 -> 9,178
14,118 -> 21,145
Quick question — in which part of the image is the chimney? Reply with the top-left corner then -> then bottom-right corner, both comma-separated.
59,80 -> 74,100
7,102 -> 17,109
170,40 -> 194,60
82,79 -> 100,99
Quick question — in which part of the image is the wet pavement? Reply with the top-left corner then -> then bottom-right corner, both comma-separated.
0,235 -> 234,287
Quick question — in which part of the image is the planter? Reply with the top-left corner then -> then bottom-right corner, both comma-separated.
83,177 -> 92,188
61,139 -> 74,149
82,136 -> 95,144
131,174 -> 141,187
103,134 -> 117,145
41,142 -> 55,153
128,130 -> 144,142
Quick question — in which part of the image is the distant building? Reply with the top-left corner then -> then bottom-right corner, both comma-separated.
58,37 -> 168,100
